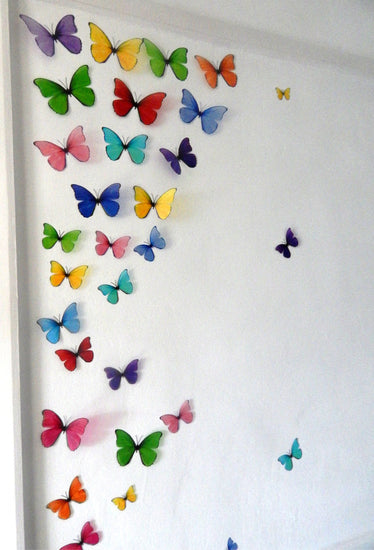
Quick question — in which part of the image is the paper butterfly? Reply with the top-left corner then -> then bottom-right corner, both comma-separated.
112,485 -> 137,511
133,186 -> 176,219
34,126 -> 90,171
112,78 -> 167,125
37,302 -> 79,344
194,54 -> 237,88
102,127 -> 147,164
55,337 -> 94,372
143,38 -> 188,80
227,538 -> 238,550
42,223 -> 81,253
134,225 -> 165,262
104,359 -> 139,390
89,22 -> 142,70
180,89 -> 227,134
41,409 -> 88,451
159,137 -> 197,175
275,228 -> 298,258
276,87 -> 290,100
46,476 -> 86,520
71,183 -> 121,218
160,400 -> 193,433
98,269 -> 133,305
60,521 -> 99,550
115,430 -> 162,467
278,438 -> 302,470
50,261 -> 88,289
19,14 -> 82,56
34,65 -> 95,115
95,231 -> 130,259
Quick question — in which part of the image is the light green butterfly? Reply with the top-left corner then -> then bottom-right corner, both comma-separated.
42,223 -> 81,253
143,39 -> 188,81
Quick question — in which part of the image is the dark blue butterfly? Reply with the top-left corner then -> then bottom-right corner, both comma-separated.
179,89 -> 227,134
227,538 -> 238,550
37,302 -> 79,344
134,226 -> 165,262
104,359 -> 139,390
275,227 -> 298,258
71,183 -> 121,217
159,137 -> 197,175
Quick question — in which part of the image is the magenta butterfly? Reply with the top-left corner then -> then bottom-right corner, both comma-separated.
41,409 -> 88,451
95,231 -> 130,259
34,126 -> 90,171
60,521 -> 99,550
160,400 -> 193,433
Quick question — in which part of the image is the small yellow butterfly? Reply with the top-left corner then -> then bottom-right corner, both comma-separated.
111,485 -> 137,511
275,87 -> 290,100
133,186 -> 177,220
50,261 -> 88,289
89,23 -> 142,71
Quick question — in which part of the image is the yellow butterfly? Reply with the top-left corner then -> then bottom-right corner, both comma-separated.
275,87 -> 290,100
133,186 -> 177,220
89,23 -> 142,71
111,485 -> 137,511
50,261 -> 88,289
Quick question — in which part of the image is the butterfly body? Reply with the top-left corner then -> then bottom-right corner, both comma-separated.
195,54 -> 237,88
104,359 -> 138,390
71,183 -> 121,217
60,521 -> 99,549
276,87 -> 290,100
159,137 -> 196,174
42,224 -> 81,252
55,337 -> 94,371
89,22 -> 141,70
112,485 -> 137,510
160,400 -> 193,433
34,126 -> 89,171
134,226 -> 165,262
47,476 -> 86,519
115,430 -> 162,466
20,14 -> 82,56
278,438 -> 302,470
275,227 -> 298,258
113,78 -> 166,125
98,269 -> 133,304
143,39 -> 188,80
37,302 -> 79,343
102,127 -> 148,163
50,261 -> 88,289
41,409 -> 88,451
133,186 -> 176,219
180,89 -> 227,134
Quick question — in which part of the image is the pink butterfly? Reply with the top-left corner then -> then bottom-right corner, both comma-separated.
95,231 -> 130,258
33,125 -> 90,171
41,409 -> 88,451
160,400 -> 193,433
60,521 -> 99,549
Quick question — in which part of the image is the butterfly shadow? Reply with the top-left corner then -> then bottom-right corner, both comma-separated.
82,411 -> 125,446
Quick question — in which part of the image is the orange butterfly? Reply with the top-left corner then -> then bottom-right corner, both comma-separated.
50,261 -> 88,289
275,87 -> 290,100
194,54 -> 237,88
46,476 -> 86,519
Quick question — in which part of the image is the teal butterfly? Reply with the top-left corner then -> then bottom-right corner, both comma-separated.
98,268 -> 133,304
102,127 -> 148,164
278,438 -> 302,470
143,38 -> 188,80
115,429 -> 162,466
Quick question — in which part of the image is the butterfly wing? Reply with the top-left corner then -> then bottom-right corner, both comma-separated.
154,188 -> 177,219
138,431 -> 162,466
168,47 -> 188,80
113,78 -> 135,117
179,89 -> 199,123
178,137 -> 197,168
46,498 -> 71,520
133,186 -> 153,218
42,223 -> 59,249
116,38 -> 142,70
194,55 -> 218,88
80,521 -> 99,545
50,261 -> 67,287
77,336 -> 93,363
126,134 -> 148,164
134,243 -> 155,262
219,54 -> 237,87
61,302 -> 80,334
69,65 -> 95,107
89,22 -> 114,63
36,317 -> 61,343
159,414 -> 179,433
98,183 -> 121,217
19,14 -> 55,56
71,184 -> 97,218
102,127 -> 125,160
125,485 -> 137,503
104,367 -> 123,390
112,497 -> 126,511
41,409 -> 64,447
117,269 -> 133,295
123,359 -> 139,384
60,230 -> 81,253
65,417 -> 89,451
149,225 -> 165,250
275,243 -> 290,258
95,231 -> 111,256
111,236 -> 131,258
55,348 -> 77,371
69,476 -> 87,504
143,39 -> 167,77
137,92 -> 166,125
291,438 -> 302,460
115,429 -> 136,466
179,399 -> 193,424
54,14 -> 82,54
159,147 -> 181,174
66,126 -> 90,163
59,543 -> 82,550
285,228 -> 298,248
33,78 -> 68,114
33,140 -> 66,171
98,284 -> 119,305
200,105 -> 227,134
278,453 -> 293,470
67,265 -> 87,289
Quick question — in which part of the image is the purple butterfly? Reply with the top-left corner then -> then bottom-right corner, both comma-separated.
275,228 -> 298,258
159,137 -> 197,175
19,14 -> 82,56
104,359 -> 139,390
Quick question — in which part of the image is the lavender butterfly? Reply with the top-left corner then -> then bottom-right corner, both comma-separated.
275,228 -> 298,258
104,359 -> 138,390
159,137 -> 197,175
19,14 -> 82,56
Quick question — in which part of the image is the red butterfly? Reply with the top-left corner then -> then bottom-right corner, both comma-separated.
46,476 -> 86,520
33,126 -> 90,171
60,521 -> 99,549
95,231 -> 130,258
41,409 -> 88,451
55,336 -> 94,371
160,400 -> 193,433
112,78 -> 166,125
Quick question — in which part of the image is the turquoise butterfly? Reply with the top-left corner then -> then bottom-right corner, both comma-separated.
278,438 -> 302,470
98,269 -> 133,304
102,127 -> 148,164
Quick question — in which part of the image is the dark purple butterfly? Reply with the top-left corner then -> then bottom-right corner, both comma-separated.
19,14 -> 82,56
159,137 -> 197,175
275,228 -> 298,258
104,359 -> 139,390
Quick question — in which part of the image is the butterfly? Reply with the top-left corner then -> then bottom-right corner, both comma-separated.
95,231 -> 130,259
55,337 -> 94,372
60,521 -> 99,550
134,226 -> 165,262
112,485 -> 137,511
133,186 -> 176,220
71,183 -> 121,218
46,476 -> 86,520
143,38 -> 188,80
41,409 -> 88,451
275,87 -> 290,100
179,89 -> 227,134
104,359 -> 139,390
19,14 -> 82,56
50,261 -> 88,289
34,126 -> 90,171
227,538 -> 238,550
278,438 -> 302,470
194,54 -> 237,88
159,137 -> 197,175
160,400 -> 193,433
102,127 -> 148,164
275,228 -> 298,258
115,430 -> 162,467
89,22 -> 142,70
42,223 -> 81,253
98,269 -> 133,305
112,78 -> 167,125
37,302 -> 79,344
33,65 -> 95,115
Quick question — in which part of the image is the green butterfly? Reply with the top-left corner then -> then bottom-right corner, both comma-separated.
42,223 -> 81,253
115,429 -> 162,467
143,39 -> 188,81
33,65 -> 95,115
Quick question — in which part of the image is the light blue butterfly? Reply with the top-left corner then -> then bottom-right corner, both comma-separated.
98,269 -> 133,304
179,88 -> 227,134
37,302 -> 80,343
102,127 -> 148,164
134,225 -> 165,262
278,438 -> 302,470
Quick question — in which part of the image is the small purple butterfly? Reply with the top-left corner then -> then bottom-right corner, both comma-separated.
275,228 -> 298,258
19,14 -> 82,56
159,137 -> 197,175
104,359 -> 139,390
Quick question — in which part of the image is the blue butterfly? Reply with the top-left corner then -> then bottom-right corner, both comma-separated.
71,183 -> 121,217
134,225 -> 165,262
98,268 -> 133,304
227,538 -> 238,550
179,88 -> 227,134
37,302 -> 80,343
102,127 -> 148,164
278,438 -> 302,471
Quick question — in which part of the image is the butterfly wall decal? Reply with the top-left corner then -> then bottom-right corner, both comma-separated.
34,126 -> 90,171
112,78 -> 167,125
227,537 -> 238,550
104,359 -> 139,390
194,54 -> 237,88
275,228 -> 298,258
50,261 -> 88,289
275,87 -> 290,100
134,226 -> 165,262
55,337 -> 94,371
115,430 -> 162,466
98,268 -> 133,304
133,186 -> 176,219
19,14 -> 82,56
41,409 -> 88,451
278,438 -> 302,470
37,302 -> 79,344
179,89 -> 227,134
112,485 -> 137,510
42,224 -> 81,253
159,137 -> 197,175
95,231 -> 130,258
71,183 -> 121,218
142,38 -> 188,80
46,476 -> 86,520
89,22 -> 142,70
160,400 -> 193,433
60,520 -> 99,550
102,127 -> 148,164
